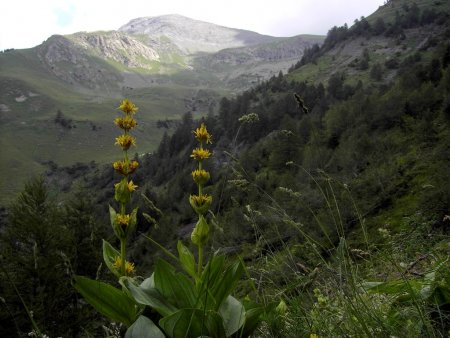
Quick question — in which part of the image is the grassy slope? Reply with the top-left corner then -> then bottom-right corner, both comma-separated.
287,0 -> 450,85
0,47 -> 225,202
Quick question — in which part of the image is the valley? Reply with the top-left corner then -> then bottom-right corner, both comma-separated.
0,15 -> 323,200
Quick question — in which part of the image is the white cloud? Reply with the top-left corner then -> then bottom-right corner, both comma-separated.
0,0 -> 384,50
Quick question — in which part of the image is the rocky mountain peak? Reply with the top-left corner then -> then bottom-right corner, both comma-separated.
119,14 -> 278,54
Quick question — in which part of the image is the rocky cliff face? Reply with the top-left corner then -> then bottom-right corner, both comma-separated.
197,35 -> 320,68
69,31 -> 160,67
37,34 -> 122,90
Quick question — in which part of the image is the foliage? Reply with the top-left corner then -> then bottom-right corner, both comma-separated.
0,177 -> 107,337
73,106 -> 271,337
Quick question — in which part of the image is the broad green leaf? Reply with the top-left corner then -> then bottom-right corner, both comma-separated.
140,274 -> 155,289
73,275 -> 137,326
198,254 -> 226,310
122,277 -> 177,317
201,254 -> 226,287
198,254 -> 244,311
125,315 -> 165,338
218,296 -> 245,336
177,240 -> 197,280
159,308 -> 226,338
102,239 -> 120,278
210,261 -> 244,310
154,259 -> 199,309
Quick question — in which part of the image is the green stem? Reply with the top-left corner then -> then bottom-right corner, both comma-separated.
120,238 -> 126,276
198,244 -> 203,276
196,140 -> 205,275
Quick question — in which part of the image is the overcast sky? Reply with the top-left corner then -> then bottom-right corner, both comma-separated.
0,0 -> 385,51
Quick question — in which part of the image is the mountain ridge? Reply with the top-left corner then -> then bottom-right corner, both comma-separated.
30,14 -> 323,91
118,14 -> 280,54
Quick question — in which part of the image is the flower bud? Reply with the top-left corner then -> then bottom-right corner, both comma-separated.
115,178 -> 131,204
191,215 -> 209,247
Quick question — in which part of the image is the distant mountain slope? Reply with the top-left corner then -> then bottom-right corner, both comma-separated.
119,14 -> 279,54
195,34 -> 324,88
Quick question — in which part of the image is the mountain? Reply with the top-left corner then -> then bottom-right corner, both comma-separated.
118,14 -> 279,54
33,14 -> 322,91
0,15 -> 323,200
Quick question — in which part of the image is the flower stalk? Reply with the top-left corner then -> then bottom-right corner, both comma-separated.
111,98 -> 139,277
190,123 -> 213,275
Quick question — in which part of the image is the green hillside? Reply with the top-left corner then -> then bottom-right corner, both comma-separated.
0,45 -> 225,201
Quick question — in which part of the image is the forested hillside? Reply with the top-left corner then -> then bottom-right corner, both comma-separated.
1,0 -> 450,337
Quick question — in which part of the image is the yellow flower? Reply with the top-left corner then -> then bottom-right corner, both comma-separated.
114,116 -> 137,130
190,194 -> 212,205
127,180 -> 138,192
116,213 -> 131,227
113,160 -> 126,175
113,256 -> 121,270
193,123 -> 212,144
118,99 -> 138,114
192,169 -> 210,185
125,260 -> 136,275
189,194 -> 212,215
113,160 -> 139,175
128,160 -> 139,174
115,134 -> 136,150
113,256 -> 136,275
191,148 -> 211,161
310,335 -> 319,338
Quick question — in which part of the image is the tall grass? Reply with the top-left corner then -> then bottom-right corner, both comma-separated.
218,153 -> 450,337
